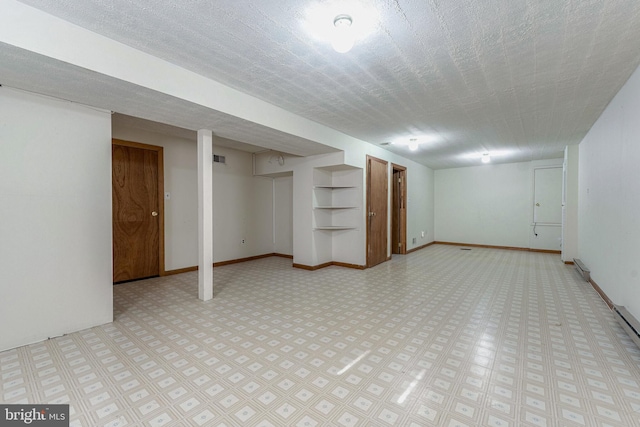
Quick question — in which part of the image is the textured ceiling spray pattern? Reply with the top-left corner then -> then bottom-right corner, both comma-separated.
10,0 -> 640,167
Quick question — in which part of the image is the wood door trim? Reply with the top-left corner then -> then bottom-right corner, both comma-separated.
112,139 -> 165,277
406,241 -> 435,254
293,261 -> 366,271
391,163 -> 407,255
366,155 -> 388,268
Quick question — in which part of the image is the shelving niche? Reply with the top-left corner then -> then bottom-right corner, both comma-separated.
312,166 -> 361,231
311,165 -> 364,268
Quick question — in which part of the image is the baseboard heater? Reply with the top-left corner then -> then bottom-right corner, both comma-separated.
613,305 -> 640,349
573,258 -> 590,281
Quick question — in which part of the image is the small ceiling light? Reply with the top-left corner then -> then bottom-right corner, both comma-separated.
391,136 -> 435,151
481,153 -> 491,163
331,14 -> 355,53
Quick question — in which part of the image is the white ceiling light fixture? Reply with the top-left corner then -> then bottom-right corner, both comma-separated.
456,150 -> 520,165
304,2 -> 379,52
391,136 -> 435,151
462,150 -> 512,163
331,14 -> 355,53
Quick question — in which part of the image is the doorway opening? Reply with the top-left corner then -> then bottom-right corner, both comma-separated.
112,139 -> 165,283
392,164 -> 407,255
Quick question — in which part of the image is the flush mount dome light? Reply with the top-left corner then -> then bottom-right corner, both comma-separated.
392,136 -> 432,151
462,150 -> 510,162
331,14 -> 355,53
304,4 -> 379,53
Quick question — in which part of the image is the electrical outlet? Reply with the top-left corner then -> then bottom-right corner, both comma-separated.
412,237 -> 417,244
241,239 -> 245,244
421,231 -> 425,238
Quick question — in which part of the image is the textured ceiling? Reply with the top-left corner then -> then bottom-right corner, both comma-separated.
8,0 -> 640,168
111,114 -> 271,154
0,43 -> 335,157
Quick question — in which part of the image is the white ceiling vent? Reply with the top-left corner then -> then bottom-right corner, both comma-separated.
213,154 -> 226,164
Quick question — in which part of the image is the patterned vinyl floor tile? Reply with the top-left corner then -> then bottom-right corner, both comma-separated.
2,245 -> 640,426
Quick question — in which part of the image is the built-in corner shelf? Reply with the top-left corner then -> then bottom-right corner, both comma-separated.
313,226 -> 356,231
310,165 -> 364,266
313,185 -> 356,189
312,171 -> 361,232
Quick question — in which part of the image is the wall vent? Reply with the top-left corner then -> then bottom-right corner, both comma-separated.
213,154 -> 226,164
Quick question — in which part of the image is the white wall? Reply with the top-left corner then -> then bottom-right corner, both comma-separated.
111,126 -> 198,271
435,159 -> 563,249
274,176 -> 294,255
255,147 -> 435,267
435,162 -> 530,247
110,127 -> 279,267
0,87 -> 113,352
562,145 -> 579,262
407,164 -> 435,250
213,146 -> 274,263
578,64 -> 640,320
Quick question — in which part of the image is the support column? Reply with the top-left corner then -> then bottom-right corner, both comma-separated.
197,129 -> 213,301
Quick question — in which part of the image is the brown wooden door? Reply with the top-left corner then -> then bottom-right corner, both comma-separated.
392,165 -> 407,255
367,156 -> 388,267
112,143 -> 160,282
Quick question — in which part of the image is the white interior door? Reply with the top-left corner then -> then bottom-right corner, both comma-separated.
534,167 -> 563,224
